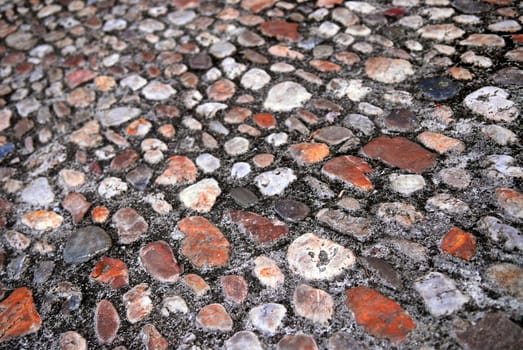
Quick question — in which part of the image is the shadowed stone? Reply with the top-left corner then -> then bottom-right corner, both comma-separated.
63,226 -> 112,264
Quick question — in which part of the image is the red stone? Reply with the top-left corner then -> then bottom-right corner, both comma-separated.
196,304 -> 233,331
91,256 -> 129,288
228,210 -> 289,245
310,60 -> 342,72
221,275 -> 249,304
316,0 -> 342,7
174,0 -> 199,9
259,20 -> 301,42
95,300 -> 120,344
362,136 -> 437,174
155,155 -> 197,186
183,274 -> 210,296
241,0 -> 277,13
441,227 -> 476,261
346,286 -> 415,343
110,149 -> 139,172
62,55 -> 85,68
0,288 -> 41,342
288,143 -> 330,164
65,69 -> 97,89
92,206 -> 110,224
253,113 -> 277,129
178,216 -> 230,268
322,156 -> 374,191
140,241 -> 181,283
383,8 -> 406,17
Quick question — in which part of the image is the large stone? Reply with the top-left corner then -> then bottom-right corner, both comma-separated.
225,331 -> 263,350
141,324 -> 168,350
486,263 -> 523,299
316,208 -> 372,240
417,24 -> 465,41
196,304 -> 233,332
293,284 -> 334,324
95,300 -> 119,344
21,177 -> 55,206
288,143 -> 330,164
112,208 -> 148,244
97,107 -> 141,127
362,136 -> 437,173
241,0 -> 277,13
495,188 -> 523,219
464,86 -> 519,122
140,241 -> 181,283
0,288 -> 41,342
227,210 -> 289,245
456,313 -> 523,350
63,193 -> 91,224
264,82 -> 311,112
177,216 -> 230,268
346,286 -> 415,343
259,20 -> 301,42
365,57 -> 414,83
248,303 -> 286,334
221,275 -> 248,304
277,334 -> 318,350
254,168 -> 296,196
179,178 -> 221,213
156,156 -> 197,186
322,156 -> 374,191
253,256 -> 285,288
441,227 -> 476,260
21,210 -> 63,231
63,226 -> 112,264
90,256 -> 129,289
142,81 -> 175,100
287,233 -> 356,280
414,272 -> 468,316
122,284 -> 153,324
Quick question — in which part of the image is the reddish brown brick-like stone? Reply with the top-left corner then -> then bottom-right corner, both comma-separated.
155,156 -> 197,186
178,216 -> 230,268
346,286 -> 415,343
310,60 -> 342,72
91,256 -> 129,288
196,304 -> 233,331
140,241 -> 181,283
260,20 -> 301,42
322,156 -> 374,191
95,299 -> 120,344
253,113 -> 277,129
241,0 -> 277,13
362,136 -> 437,174
63,193 -> 91,224
65,69 -> 97,89
441,227 -> 476,260
228,210 -> 289,245
110,149 -> 139,172
207,79 -> 236,101
0,287 -> 41,342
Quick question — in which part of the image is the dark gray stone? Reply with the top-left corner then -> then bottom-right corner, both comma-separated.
274,199 -> 310,222
456,313 -> 523,350
126,165 -> 153,190
230,187 -> 259,208
63,226 -> 112,264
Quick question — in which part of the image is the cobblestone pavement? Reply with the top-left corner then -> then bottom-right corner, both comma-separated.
0,0 -> 522,349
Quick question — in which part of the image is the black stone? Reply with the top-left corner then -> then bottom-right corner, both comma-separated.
230,187 -> 259,208
126,165 -> 153,191
274,199 -> 310,222
384,109 -> 418,132
417,77 -> 462,101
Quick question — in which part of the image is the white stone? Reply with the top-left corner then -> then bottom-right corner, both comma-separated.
255,168 -> 296,196
179,178 -> 221,213
142,81 -> 175,100
464,86 -> 519,122
248,303 -> 286,335
98,177 -> 128,199
287,233 -> 356,280
389,174 -> 426,195
241,69 -> 271,91
21,177 -> 55,206
414,272 -> 468,316
264,82 -> 311,112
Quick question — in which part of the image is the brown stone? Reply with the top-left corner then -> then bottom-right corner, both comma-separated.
362,136 -> 437,173
417,132 -> 465,154
110,149 -> 139,172
322,156 -> 374,191
241,0 -> 277,13
293,284 -> 334,324
253,153 -> 274,168
288,143 -> 330,164
141,324 -> 168,350
0,199 -> 14,229
221,275 -> 249,304
277,334 -> 318,350
260,20 -> 301,42
441,227 -> 476,260
346,286 -> 415,343
317,0 -> 342,7
365,57 -> 414,83
155,155 -> 198,186
183,274 -> 210,297
66,87 -> 95,108
207,79 -> 236,101
95,300 -> 119,344
178,216 -> 231,268
196,304 -> 233,331
0,287 -> 41,342
112,208 -> 148,244
91,256 -> 129,288
65,69 -> 97,89
228,210 -> 289,245
140,241 -> 181,283
63,193 -> 91,224
224,107 -> 252,124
